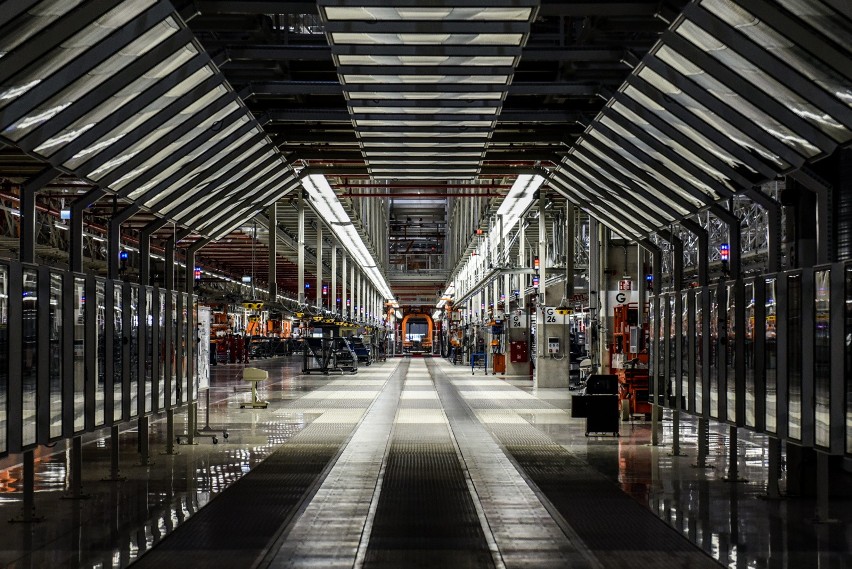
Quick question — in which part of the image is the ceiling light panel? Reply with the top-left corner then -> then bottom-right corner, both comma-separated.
319,0 -> 536,179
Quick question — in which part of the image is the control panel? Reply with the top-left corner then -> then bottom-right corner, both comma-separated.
547,337 -> 561,355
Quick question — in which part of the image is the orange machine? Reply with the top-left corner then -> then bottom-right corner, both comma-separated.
400,313 -> 433,351
610,303 -> 651,417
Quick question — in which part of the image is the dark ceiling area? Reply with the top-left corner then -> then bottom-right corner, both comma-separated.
180,0 -> 687,166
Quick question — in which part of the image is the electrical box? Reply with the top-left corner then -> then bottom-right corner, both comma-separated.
547,337 -> 560,355
510,341 -> 528,363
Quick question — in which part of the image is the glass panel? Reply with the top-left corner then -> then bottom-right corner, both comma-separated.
95,280 -> 105,426
669,295 -> 677,404
610,102 -> 738,194
0,266 -> 7,453
695,289 -> 704,413
22,269 -> 38,446
330,32 -> 525,46
0,0 -> 87,58
122,117 -> 252,200
170,292 -> 177,406
709,287 -> 719,419
846,266 -> 852,454
82,84 -> 227,180
49,272 -> 63,439
649,297 -> 656,381
2,17 -> 181,141
765,277 -> 777,433
145,288 -> 153,413
73,277 -> 85,432
112,283 -> 122,422
599,115 -> 720,201
658,296 -> 666,403
34,43 -> 199,157
657,43 -> 820,157
814,270 -> 831,447
774,0 -> 852,53
701,0 -> 852,115
108,101 -> 242,192
787,274 -> 803,440
726,283 -> 737,424
60,65 -> 216,170
181,295 -> 188,403
635,67 -> 790,169
662,34 -> 829,154
681,291 -> 689,411
129,286 -> 139,418
744,281 -> 756,428
0,0 -> 156,108
158,290 -> 166,409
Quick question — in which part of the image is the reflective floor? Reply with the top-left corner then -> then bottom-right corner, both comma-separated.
0,356 -> 849,568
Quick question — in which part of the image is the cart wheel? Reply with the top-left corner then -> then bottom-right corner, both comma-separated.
212,437 -> 218,444
223,432 -> 229,439
175,436 -> 182,445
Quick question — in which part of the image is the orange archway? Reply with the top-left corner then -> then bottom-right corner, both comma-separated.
401,313 -> 433,349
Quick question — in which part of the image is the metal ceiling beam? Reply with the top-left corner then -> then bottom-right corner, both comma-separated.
625,75 -> 776,179
610,91 -> 759,190
95,92 -> 238,190
15,29 -> 195,151
643,55 -> 808,168
0,0 -> 124,85
661,31 -> 835,156
321,21 -> 529,35
71,74 -> 225,177
0,2 -> 178,134
47,55 -> 210,166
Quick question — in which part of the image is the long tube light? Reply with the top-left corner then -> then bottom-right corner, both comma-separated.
301,174 -> 395,301
496,174 -> 544,239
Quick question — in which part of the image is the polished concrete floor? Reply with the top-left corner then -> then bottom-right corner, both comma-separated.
0,356 -> 850,568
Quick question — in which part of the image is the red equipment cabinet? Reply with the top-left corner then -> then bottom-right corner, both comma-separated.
509,341 -> 528,363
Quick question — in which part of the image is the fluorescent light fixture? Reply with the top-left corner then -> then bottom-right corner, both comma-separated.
242,275 -> 252,283
496,174 -> 544,238
302,174 -> 394,300
60,209 -> 71,220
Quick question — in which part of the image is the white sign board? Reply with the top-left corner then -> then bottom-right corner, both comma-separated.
509,311 -> 528,329
542,306 -> 569,325
197,306 -> 211,390
606,290 -> 640,309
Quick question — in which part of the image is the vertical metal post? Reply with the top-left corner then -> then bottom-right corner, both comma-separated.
682,219 -> 712,468
316,223 -> 323,308
268,203 -> 277,300
137,415 -> 152,466
349,263 -> 355,319
102,425 -> 125,481
10,450 -> 44,522
659,229 -> 685,456
342,255 -> 347,318
565,202 -> 575,302
331,245 -> 337,315
297,190 -> 305,305
63,436 -> 89,499
20,169 -> 59,264
640,239 -> 662,446
162,408 -> 178,455
518,221 -> 525,311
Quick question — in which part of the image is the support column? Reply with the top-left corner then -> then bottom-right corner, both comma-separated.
658,229 -> 685,456
20,167 -> 60,264
101,425 -> 126,482
298,190 -> 305,305
268,203 -> 277,300
349,263 -> 355,319
316,223 -> 323,308
640,239 -> 662,446
342,255 -> 348,318
9,450 -> 45,522
744,188 -> 783,494
331,245 -> 337,314
682,219 -> 713,469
